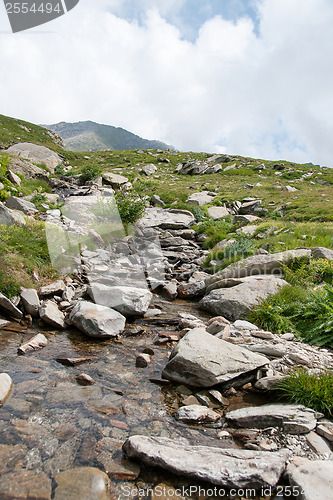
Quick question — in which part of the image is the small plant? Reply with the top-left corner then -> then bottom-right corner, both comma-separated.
274,368 -> 333,416
115,190 -> 147,226
80,164 -> 102,184
31,192 -> 47,206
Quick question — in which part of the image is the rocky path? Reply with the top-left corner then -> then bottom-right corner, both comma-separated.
1,179 -> 333,499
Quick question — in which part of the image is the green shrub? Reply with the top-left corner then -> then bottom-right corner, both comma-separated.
80,164 -> 102,184
0,189 -> 9,202
115,190 -> 147,226
274,368 -> 333,416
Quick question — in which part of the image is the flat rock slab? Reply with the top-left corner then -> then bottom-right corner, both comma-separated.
0,373 -> 13,405
88,284 -> 152,317
123,436 -> 290,489
7,143 -> 62,173
0,469 -> 52,500
0,292 -> 23,319
207,206 -> 230,219
175,405 -> 221,423
162,328 -> 269,387
286,458 -> 333,500
138,208 -> 195,230
226,404 -> 321,434
200,276 -> 287,321
69,301 -> 126,338
54,467 -> 116,500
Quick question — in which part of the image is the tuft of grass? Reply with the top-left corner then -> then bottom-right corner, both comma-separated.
274,368 -> 333,417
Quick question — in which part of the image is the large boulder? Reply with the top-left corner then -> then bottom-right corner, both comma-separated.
69,301 -> 126,338
102,172 -> 128,189
137,208 -> 195,230
6,156 -> 50,180
286,459 -> 333,500
6,196 -> 37,214
0,202 -> 26,226
176,161 -> 222,175
88,284 -> 152,317
6,143 -> 62,173
199,276 -> 288,321
162,328 -> 269,387
207,206 -> 230,219
226,404 -> 321,434
206,249 -> 311,290
123,436 -> 290,489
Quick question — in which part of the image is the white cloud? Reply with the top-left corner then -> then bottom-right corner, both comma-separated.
0,0 -> 333,166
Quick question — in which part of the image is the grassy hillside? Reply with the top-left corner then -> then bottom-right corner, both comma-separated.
44,120 -> 172,152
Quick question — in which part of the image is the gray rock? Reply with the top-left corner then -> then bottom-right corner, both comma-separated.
233,214 -> 260,224
239,199 -> 262,215
305,431 -> 332,455
20,288 -> 40,317
0,373 -> 13,405
178,280 -> 206,299
69,301 -> 126,338
0,292 -> 23,318
162,328 -> 269,387
138,208 -> 195,230
187,191 -> 214,206
135,353 -> 152,368
0,202 -> 26,226
7,143 -> 62,173
123,435 -> 290,489
200,276 -> 287,321
39,300 -> 65,329
175,405 -> 221,423
102,172 -> 128,188
234,319 -> 258,330
140,163 -> 157,176
6,196 -> 37,214
7,169 -> 21,186
54,467 -> 114,500
316,421 -> 333,442
39,280 -> 66,297
286,458 -> 333,500
150,194 -> 165,207
311,246 -> 333,260
207,206 -> 230,219
176,160 -> 222,175
6,156 -> 50,180
88,284 -> 152,317
236,224 -> 258,236
254,376 -> 285,391
206,249 -> 311,287
246,343 -> 287,357
226,404 -> 321,434
160,282 -> 178,301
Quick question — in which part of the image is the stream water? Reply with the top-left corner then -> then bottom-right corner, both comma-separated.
1,295 -> 281,500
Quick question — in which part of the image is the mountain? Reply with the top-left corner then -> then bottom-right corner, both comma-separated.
43,121 -> 173,152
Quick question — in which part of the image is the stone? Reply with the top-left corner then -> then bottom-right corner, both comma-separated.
200,276 -> 288,321
7,143 -> 62,173
102,172 -> 128,188
0,444 -> 28,474
316,421 -> 333,442
150,194 -> 165,207
123,436 -> 290,489
54,467 -> 115,500
176,160 -> 222,175
6,196 -> 38,214
247,343 -> 287,357
284,185 -> 298,192
305,431 -> 332,455
175,405 -> 221,423
20,288 -> 40,317
0,202 -> 26,226
18,334 -> 48,355
236,224 -> 258,237
76,373 -> 95,386
0,373 -> 13,405
226,404 -> 321,434
254,376 -> 285,391
136,353 -> 152,368
206,249 -> 311,286
286,458 -> 333,500
0,470 -> 52,500
69,301 -> 126,338
162,328 -> 269,387
138,207 -> 195,230
141,163 -> 158,176
88,284 -> 152,317
0,292 -> 23,319
233,214 -> 260,224
39,280 -> 66,296
234,319 -> 258,330
311,246 -> 333,260
160,282 -> 178,301
39,300 -> 65,329
207,206 -> 230,219
7,169 -> 21,186
250,330 -> 275,339
187,191 -> 214,206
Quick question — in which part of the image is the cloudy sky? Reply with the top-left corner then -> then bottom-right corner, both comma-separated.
0,0 -> 333,166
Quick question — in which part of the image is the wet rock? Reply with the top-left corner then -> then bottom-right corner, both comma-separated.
162,328 -> 269,387
18,334 -> 48,355
56,357 -> 93,366
286,458 -> 333,500
69,301 -> 126,338
0,470 -> 52,500
175,405 -> 221,423
39,300 -> 65,329
88,284 -> 152,317
226,404 -> 321,434
6,143 -> 62,173
0,373 -> 13,405
54,467 -> 115,500
160,281 -> 178,301
39,280 -> 66,297
44,436 -> 80,474
20,288 -> 40,317
123,435 -> 290,489
0,292 -> 23,319
136,353 -> 152,368
76,373 -> 95,386
0,444 -> 28,473
200,276 -> 287,321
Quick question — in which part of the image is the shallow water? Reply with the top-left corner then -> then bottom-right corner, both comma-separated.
0,296 -> 276,499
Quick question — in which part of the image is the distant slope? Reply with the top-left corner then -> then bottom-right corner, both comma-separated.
0,114 -> 64,151
44,121 -> 173,151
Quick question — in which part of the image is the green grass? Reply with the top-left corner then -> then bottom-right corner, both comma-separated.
274,368 -> 333,417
